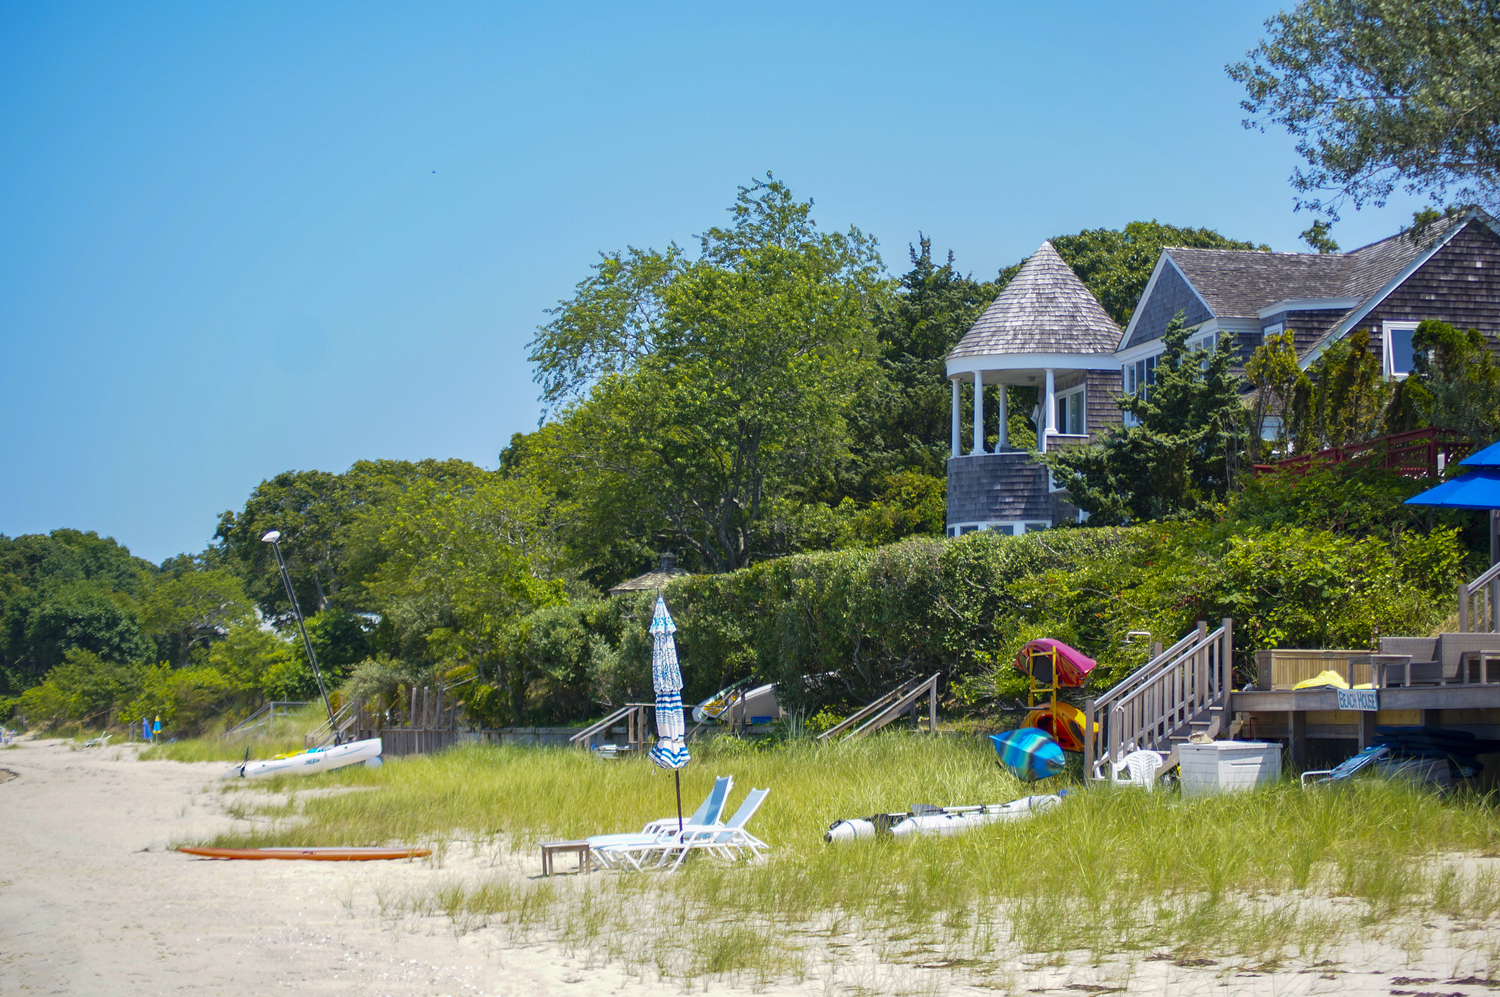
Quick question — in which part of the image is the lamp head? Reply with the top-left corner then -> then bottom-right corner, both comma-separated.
261,531 -> 281,543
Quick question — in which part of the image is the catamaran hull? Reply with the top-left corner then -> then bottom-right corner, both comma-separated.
227,737 -> 382,779
824,795 -> 1061,842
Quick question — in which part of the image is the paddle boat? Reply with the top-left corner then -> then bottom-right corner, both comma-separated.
693,679 -> 783,725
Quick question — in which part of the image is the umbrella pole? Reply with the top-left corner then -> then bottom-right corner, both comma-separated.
675,771 -> 684,835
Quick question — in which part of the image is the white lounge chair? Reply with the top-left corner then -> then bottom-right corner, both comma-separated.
652,787 -> 771,871
588,775 -> 733,870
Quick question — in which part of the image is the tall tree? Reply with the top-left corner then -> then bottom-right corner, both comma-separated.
1290,330 -> 1390,452
1229,0 -> 1500,217
528,176 -> 888,575
1044,315 -> 1249,524
138,569 -> 254,667
850,237 -> 1002,490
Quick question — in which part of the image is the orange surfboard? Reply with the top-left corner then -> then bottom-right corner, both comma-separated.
178,846 -> 430,861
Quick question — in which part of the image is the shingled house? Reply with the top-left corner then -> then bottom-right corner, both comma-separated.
946,209 -> 1500,536
945,241 -> 1123,535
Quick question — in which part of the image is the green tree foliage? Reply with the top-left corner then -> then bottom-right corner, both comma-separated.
852,238 -> 1002,487
214,458 -> 488,618
526,176 -> 888,576
1231,463 -> 1438,536
1229,0 -> 1500,217
359,472 -> 567,697
1044,316 -> 1249,524
14,649 -> 145,730
495,524 -> 1462,721
1387,320 -> 1500,441
0,530 -> 156,694
1300,219 -> 1340,253
1244,329 -> 1309,457
1290,329 -> 1390,452
137,568 -> 254,667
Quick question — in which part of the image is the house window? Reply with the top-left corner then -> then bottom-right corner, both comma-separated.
1382,321 -> 1419,378
1055,385 -> 1086,435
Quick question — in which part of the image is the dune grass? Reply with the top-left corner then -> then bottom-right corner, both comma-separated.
187,734 -> 1500,986
140,703 -> 328,762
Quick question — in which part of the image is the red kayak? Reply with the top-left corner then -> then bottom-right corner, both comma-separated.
1012,638 -> 1096,688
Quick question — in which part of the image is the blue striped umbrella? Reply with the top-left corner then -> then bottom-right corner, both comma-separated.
989,728 -> 1066,781
646,594 -> 691,830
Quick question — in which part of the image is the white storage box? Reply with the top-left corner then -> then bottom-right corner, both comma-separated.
1178,741 -> 1280,797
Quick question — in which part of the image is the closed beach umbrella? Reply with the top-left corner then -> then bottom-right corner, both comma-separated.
646,594 -> 692,830
142,716 -> 151,742
989,728 -> 1066,781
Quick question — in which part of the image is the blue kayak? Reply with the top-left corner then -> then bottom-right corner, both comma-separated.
989,729 -> 1066,781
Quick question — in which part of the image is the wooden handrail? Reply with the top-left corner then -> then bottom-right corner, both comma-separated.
569,703 -> 653,750
221,701 -> 312,742
1460,560 -> 1500,634
1083,619 -> 1233,782
820,674 -> 940,743
816,676 -> 925,742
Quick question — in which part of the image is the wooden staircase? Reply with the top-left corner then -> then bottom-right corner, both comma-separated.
1459,559 -> 1500,634
816,674 -> 940,743
1083,619 -> 1234,782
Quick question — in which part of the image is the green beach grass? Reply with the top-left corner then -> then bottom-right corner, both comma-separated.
182,734 -> 1500,986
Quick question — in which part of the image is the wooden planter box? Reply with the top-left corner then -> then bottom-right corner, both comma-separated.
1253,649 -> 1371,690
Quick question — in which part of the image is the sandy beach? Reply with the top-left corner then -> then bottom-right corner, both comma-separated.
3,735 -> 1499,996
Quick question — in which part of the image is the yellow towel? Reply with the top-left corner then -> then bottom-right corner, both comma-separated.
1293,670 -> 1350,690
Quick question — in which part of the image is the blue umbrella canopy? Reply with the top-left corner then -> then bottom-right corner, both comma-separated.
647,595 -> 691,770
989,728 -> 1066,781
1406,437 -> 1500,510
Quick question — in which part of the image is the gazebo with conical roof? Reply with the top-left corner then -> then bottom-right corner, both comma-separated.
944,241 -> 1124,536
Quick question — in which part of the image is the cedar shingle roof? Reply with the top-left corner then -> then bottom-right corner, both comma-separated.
1161,213 -> 1465,320
947,241 -> 1121,361
1164,249 -> 1346,318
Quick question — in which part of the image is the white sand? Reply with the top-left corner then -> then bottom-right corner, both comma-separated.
2,736 -> 1497,996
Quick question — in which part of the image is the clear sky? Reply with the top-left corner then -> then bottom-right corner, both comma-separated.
0,1 -> 1434,563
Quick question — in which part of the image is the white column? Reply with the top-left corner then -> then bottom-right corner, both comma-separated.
950,378 -> 960,458
1040,368 -> 1056,455
972,371 -> 984,455
996,385 -> 1008,452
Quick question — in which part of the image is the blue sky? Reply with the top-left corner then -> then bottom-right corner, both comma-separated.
0,2 -> 1434,563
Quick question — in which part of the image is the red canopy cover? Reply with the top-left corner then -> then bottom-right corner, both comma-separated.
1012,638 -> 1097,687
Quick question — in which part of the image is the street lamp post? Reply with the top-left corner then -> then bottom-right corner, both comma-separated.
261,531 -> 340,745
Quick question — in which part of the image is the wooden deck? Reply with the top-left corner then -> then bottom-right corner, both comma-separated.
1229,686 -> 1500,769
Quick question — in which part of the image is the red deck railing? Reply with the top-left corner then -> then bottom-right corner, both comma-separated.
1252,427 -> 1473,480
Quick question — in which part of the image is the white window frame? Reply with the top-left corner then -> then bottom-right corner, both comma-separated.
1055,383 -> 1087,436
1262,322 -> 1284,339
948,521 -> 1052,537
1121,352 -> 1161,427
1382,320 -> 1419,379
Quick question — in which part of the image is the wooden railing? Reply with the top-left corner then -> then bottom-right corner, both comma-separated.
817,674 -> 940,743
1083,619 -> 1233,781
1460,561 -> 1500,634
569,703 -> 652,752
221,701 -> 310,742
1252,427 -> 1472,480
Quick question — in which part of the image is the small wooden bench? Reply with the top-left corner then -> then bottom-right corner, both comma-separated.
540,839 -> 592,876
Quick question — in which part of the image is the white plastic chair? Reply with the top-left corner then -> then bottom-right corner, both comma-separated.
1093,748 -> 1162,790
